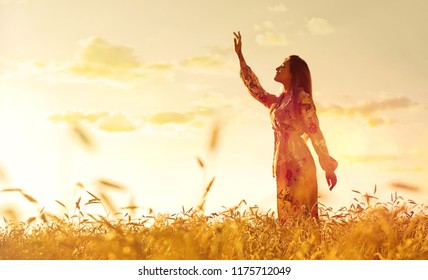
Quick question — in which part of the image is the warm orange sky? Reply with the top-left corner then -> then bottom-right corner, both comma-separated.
1,0 -> 427,219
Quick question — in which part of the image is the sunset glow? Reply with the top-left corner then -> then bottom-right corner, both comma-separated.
1,0 -> 427,220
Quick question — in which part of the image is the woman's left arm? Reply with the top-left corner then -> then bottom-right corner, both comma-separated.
298,91 -> 338,189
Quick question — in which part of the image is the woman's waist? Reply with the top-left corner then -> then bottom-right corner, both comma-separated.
272,123 -> 304,136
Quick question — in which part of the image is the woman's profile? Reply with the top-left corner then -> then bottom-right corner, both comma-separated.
233,31 -> 338,221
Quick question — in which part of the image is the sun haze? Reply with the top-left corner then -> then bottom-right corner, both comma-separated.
1,0 -> 427,219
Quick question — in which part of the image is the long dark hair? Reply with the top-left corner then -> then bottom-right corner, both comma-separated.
287,55 -> 314,118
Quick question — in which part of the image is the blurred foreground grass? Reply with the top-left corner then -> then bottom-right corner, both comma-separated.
1,184 -> 427,260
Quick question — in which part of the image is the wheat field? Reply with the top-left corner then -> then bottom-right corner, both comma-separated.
1,181 -> 427,260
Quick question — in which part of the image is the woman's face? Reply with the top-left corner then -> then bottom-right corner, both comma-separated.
274,60 -> 291,85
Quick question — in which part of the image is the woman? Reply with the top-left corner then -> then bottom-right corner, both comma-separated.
233,31 -> 337,220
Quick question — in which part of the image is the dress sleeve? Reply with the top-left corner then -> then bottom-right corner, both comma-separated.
298,91 -> 338,172
240,65 -> 279,108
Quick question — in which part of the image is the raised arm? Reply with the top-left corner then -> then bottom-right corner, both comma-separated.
233,31 -> 247,68
298,90 -> 338,190
234,31 -> 278,109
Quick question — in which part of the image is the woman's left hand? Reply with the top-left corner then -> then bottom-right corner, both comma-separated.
326,171 -> 337,190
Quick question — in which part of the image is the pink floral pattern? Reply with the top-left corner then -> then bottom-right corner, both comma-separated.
240,65 -> 338,219
240,66 -> 279,108
286,169 -> 293,181
308,121 -> 318,134
259,94 -> 267,103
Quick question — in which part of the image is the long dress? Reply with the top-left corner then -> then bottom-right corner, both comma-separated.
240,65 -> 338,220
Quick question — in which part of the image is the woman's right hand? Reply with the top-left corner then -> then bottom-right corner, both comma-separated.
233,31 -> 242,56
326,170 -> 337,191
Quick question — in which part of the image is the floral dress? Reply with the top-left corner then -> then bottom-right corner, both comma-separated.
240,65 -> 338,219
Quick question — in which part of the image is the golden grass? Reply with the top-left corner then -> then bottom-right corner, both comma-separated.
0,183 -> 427,260
0,125 -> 427,259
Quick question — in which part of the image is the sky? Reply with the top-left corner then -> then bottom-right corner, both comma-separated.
1,0 -> 427,220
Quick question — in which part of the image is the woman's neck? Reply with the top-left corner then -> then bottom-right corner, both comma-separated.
282,83 -> 292,95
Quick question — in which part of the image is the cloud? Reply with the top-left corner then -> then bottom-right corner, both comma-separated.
178,50 -> 236,76
342,154 -> 399,163
209,45 -> 234,56
319,96 -> 418,115
47,90 -> 238,138
356,97 -> 416,114
2,36 -> 236,85
0,39 -> 236,97
180,55 -> 225,68
48,99 -> 230,133
145,63 -> 174,71
68,37 -> 181,83
69,37 -> 142,81
145,91 -> 236,127
268,3 -> 288,12
49,110 -> 138,132
254,20 -> 287,47
145,106 -> 224,126
147,112 -> 195,125
49,110 -> 108,124
256,32 -> 288,46
96,112 -> 139,132
1,37 -> 175,86
380,166 -> 423,173
317,96 -> 419,126
305,17 -> 335,35
367,117 -> 396,127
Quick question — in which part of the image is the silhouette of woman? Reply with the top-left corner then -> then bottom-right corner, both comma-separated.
234,31 -> 338,220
